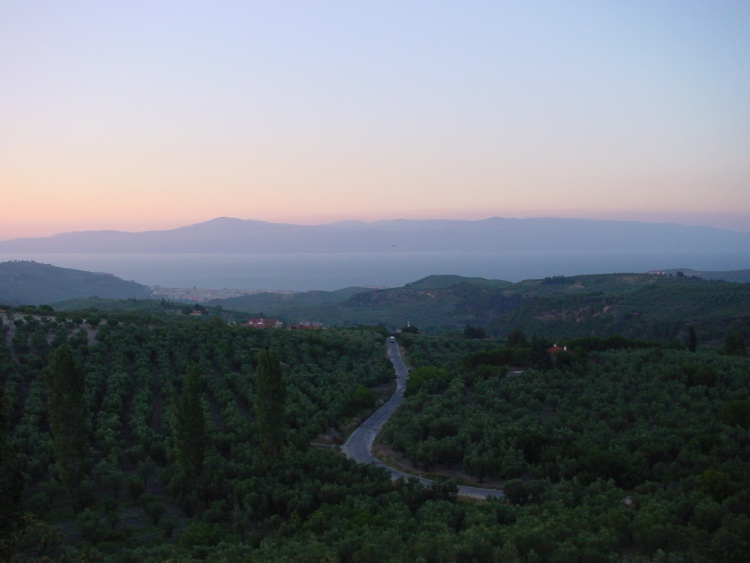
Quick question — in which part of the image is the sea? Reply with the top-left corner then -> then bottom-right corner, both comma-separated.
1,250 -> 747,292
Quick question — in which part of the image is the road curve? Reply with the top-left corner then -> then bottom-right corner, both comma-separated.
342,339 -> 503,500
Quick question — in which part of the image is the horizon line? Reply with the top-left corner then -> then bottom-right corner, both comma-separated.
2,214 -> 749,242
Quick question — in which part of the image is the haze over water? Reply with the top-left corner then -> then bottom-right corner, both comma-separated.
2,251 -> 746,292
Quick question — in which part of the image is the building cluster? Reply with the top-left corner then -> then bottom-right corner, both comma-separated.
241,318 -> 283,329
151,286 -> 295,303
241,318 -> 323,330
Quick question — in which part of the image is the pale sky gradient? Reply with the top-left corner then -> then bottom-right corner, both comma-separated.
2,1 -> 749,239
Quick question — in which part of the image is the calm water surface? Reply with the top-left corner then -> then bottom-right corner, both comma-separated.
1,251 -> 747,291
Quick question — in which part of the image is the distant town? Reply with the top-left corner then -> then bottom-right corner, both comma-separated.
150,286 -> 296,302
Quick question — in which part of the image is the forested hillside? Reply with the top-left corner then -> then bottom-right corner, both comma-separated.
208,273 -> 750,345
1,308 -> 749,560
381,332 -> 750,560
0,311 -> 401,560
45,269 -> 750,346
0,261 -> 152,305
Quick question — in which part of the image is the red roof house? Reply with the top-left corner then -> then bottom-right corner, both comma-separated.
242,318 -> 283,329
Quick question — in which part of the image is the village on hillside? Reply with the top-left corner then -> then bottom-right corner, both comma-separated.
150,286 -> 295,303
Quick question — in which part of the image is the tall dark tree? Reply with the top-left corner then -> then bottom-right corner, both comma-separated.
43,346 -> 90,512
506,329 -> 528,347
170,363 -> 206,481
529,334 -> 553,370
0,386 -> 25,555
255,349 -> 286,466
687,326 -> 697,353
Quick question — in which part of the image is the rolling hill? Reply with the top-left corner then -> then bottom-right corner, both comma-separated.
0,261 -> 152,306
208,273 -> 750,346
7,259 -> 745,348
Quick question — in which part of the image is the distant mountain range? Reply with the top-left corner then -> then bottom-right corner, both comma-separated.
0,216 -> 748,254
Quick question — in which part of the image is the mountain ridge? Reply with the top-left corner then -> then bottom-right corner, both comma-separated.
1,216 -> 748,254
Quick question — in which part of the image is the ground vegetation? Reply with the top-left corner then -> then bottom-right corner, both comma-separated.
0,307 -> 748,560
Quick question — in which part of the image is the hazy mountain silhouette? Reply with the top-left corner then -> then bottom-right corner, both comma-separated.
0,217 -> 747,254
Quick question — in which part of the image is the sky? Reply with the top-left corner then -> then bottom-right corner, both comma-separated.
2,1 -> 749,240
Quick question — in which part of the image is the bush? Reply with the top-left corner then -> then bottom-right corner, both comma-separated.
683,363 -> 716,387
78,508 -> 108,544
719,400 -> 750,428
125,476 -> 145,503
146,501 -> 165,526
405,366 -> 450,397
179,521 -> 226,548
503,479 -> 529,505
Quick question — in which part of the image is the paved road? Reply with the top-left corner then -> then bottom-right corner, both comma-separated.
342,339 -> 503,500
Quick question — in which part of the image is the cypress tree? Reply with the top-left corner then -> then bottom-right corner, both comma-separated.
529,334 -> 553,370
43,346 -> 90,512
170,363 -> 206,481
255,349 -> 286,466
0,386 -> 25,553
688,326 -> 697,353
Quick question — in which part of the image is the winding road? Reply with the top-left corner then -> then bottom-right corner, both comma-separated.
342,339 -> 503,500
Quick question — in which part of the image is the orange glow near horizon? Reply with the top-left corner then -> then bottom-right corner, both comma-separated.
2,207 -> 749,242
2,3 -> 749,241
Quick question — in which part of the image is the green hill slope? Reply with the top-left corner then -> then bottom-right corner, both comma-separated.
0,260 -> 152,305
42,270 -> 749,346
492,274 -> 750,344
207,273 -> 750,345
